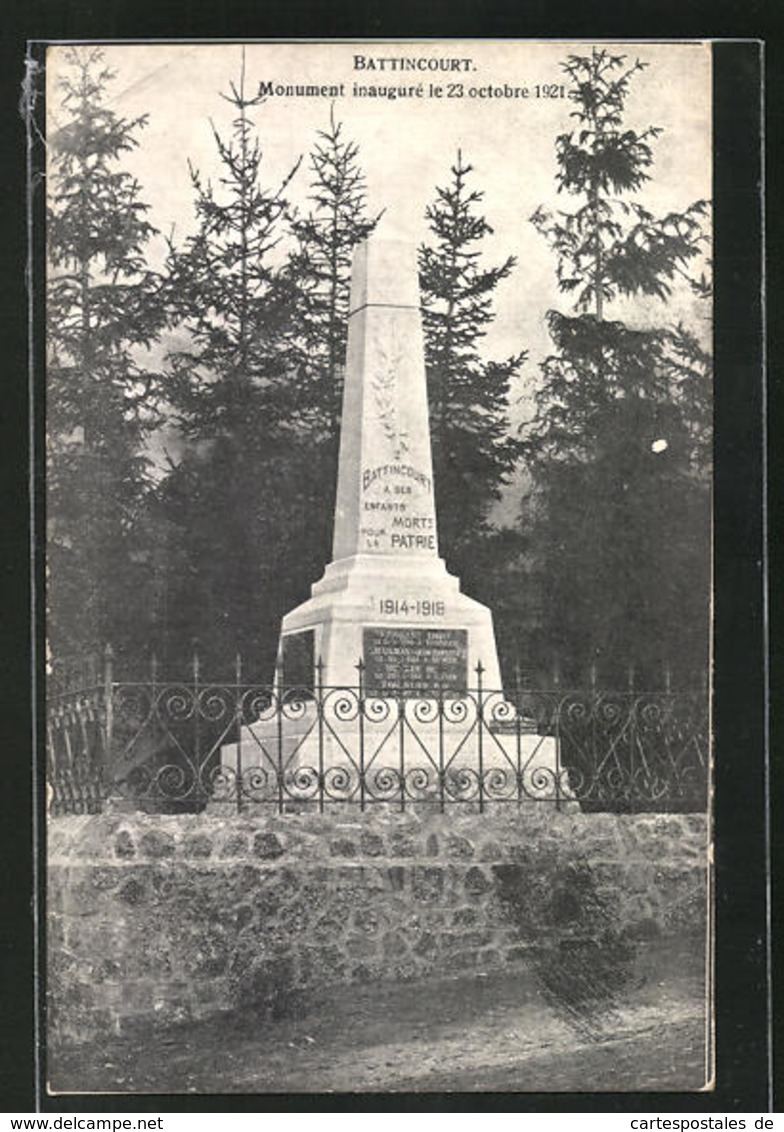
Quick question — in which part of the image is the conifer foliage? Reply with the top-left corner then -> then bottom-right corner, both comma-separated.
274,109 -> 381,584
47,46 -> 165,663
288,105 -> 381,437
164,59 -> 301,441
157,56 -> 306,674
419,151 -> 526,588
521,49 -> 711,685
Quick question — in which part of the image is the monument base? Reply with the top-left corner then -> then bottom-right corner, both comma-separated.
277,552 -> 503,691
216,544 -> 571,805
219,696 -> 569,807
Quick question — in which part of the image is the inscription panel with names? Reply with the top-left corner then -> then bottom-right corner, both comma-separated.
363,627 -> 468,696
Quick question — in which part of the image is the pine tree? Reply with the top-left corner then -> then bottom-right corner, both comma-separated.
158,56 -> 308,675
288,105 -> 381,436
521,49 -> 711,686
164,56 -> 302,443
272,109 -> 382,578
47,46 -> 165,664
418,151 -> 526,593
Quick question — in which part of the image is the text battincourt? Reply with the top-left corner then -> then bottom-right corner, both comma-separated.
353,55 -> 475,72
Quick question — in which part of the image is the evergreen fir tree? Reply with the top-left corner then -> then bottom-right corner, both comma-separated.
288,105 -> 381,437
276,109 -> 381,577
158,56 -> 310,675
521,49 -> 711,686
164,56 -> 302,442
418,151 -> 526,593
47,46 -> 165,664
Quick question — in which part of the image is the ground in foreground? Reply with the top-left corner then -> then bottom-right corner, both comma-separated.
50,937 -> 709,1095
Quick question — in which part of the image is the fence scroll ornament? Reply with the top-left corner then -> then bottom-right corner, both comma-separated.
46,652 -> 709,816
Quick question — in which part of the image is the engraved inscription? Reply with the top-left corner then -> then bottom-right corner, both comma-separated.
363,627 -> 468,695
378,598 -> 445,617
359,462 -> 437,552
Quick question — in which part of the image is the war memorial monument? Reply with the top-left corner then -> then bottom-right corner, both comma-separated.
222,236 -> 560,799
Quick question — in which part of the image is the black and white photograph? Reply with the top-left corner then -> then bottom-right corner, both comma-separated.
43,39 -> 716,1096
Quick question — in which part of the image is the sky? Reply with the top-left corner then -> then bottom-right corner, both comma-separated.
46,39 -> 712,437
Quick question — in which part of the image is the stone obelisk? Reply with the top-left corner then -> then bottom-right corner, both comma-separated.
277,237 -> 503,692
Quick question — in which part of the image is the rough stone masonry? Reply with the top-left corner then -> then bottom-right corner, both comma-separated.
48,808 -> 708,1049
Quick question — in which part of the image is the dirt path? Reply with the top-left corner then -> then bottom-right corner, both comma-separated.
50,940 -> 709,1096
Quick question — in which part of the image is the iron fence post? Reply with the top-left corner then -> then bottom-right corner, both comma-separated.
628,664 -> 637,814
192,644 -> 201,807
554,690 -> 562,814
398,690 -> 405,813
438,681 -> 445,814
234,651 -> 243,815
552,664 -> 562,812
515,690 -> 523,812
664,662 -> 673,802
316,657 -> 325,814
590,663 -> 598,809
276,660 -> 284,815
150,651 -> 159,808
357,659 -> 366,813
102,644 -> 114,805
476,661 -> 485,814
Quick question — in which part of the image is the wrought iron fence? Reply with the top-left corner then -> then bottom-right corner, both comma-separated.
46,651 -> 709,816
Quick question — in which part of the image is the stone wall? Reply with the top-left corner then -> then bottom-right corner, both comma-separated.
48,808 -> 709,1047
